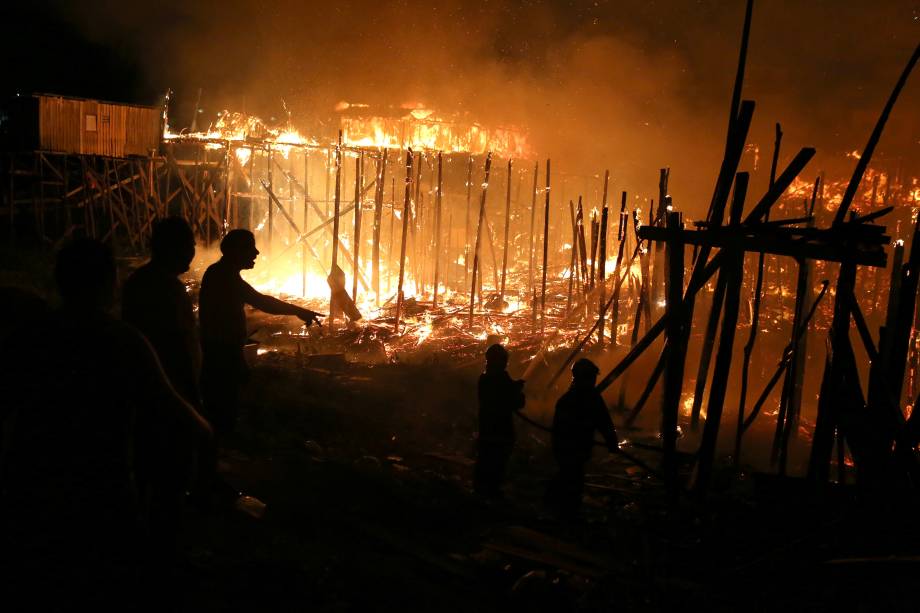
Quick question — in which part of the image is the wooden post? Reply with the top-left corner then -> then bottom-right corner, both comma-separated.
690,275 -> 727,429
695,173 -> 748,496
469,153 -> 493,326
267,147 -> 273,257
608,193 -> 628,345
308,149 -> 310,298
567,200 -> 577,314
394,149 -> 414,332
413,150 -> 423,293
662,210 -> 685,502
433,152 -> 444,306
528,162 -> 539,323
352,152 -> 362,302
734,123 -> 783,466
598,184 -> 609,345
651,168 -> 669,312
463,156 -> 473,291
541,160 -> 551,336
499,158 -> 513,307
589,212 -> 599,292
808,260 -> 857,484
330,132 -> 343,323
372,149 -> 387,305
388,175 -> 396,295
575,197 -> 589,295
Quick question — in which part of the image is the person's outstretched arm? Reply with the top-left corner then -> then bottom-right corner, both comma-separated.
240,281 -> 323,325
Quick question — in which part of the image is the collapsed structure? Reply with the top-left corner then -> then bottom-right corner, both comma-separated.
1,3 -> 919,498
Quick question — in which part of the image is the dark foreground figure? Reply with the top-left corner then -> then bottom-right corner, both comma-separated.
0,239 -> 211,608
123,217 -> 219,556
199,229 -> 322,435
474,343 -> 525,498
547,358 -> 619,519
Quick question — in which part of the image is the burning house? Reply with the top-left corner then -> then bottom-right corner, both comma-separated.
1,0 -> 920,609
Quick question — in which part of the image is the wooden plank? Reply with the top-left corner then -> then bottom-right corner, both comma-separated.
662,210 -> 685,503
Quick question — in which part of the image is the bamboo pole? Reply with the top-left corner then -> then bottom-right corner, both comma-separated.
540,159 -> 551,336
469,153 -> 493,326
598,198 -> 609,345
352,152 -> 362,302
734,122 -> 782,466
330,132 -> 342,323
499,158 -> 513,307
267,147 -> 273,257
695,173 -> 748,495
388,176 -> 396,294
567,200 -> 577,314
529,162 -> 539,324
413,150 -> 423,293
662,210 -> 685,503
609,192 -> 628,345
576,197 -> 589,295
372,149 -> 387,304
463,156 -> 473,290
308,149 -> 310,298
433,152 -> 444,306
589,212 -> 599,292
394,149 -> 414,333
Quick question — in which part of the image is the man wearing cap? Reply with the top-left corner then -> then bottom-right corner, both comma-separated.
199,229 -> 323,435
548,358 -> 619,518
474,343 -> 525,498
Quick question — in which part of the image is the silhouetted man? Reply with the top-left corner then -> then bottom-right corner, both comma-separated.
0,238 -> 211,608
123,216 -> 199,404
474,343 -> 525,498
199,229 -> 322,434
547,358 -> 619,519
123,217 -> 202,556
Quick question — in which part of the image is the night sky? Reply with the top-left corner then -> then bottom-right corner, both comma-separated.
2,0 -> 917,211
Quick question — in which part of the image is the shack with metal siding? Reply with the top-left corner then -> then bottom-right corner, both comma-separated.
0,93 -> 162,157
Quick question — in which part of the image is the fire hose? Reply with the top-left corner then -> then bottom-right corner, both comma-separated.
512,409 -> 668,483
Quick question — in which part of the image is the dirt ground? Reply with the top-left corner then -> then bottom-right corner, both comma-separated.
173,325 -> 920,613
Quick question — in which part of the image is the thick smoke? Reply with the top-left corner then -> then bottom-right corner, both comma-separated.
38,0 -> 920,215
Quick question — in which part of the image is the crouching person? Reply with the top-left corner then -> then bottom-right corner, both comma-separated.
547,358 -> 619,519
474,344 -> 525,499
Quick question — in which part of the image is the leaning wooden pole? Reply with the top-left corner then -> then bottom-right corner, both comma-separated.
499,158 -> 513,307
540,159 -> 551,336
733,122 -> 782,466
394,149 -> 414,333
773,180 -> 819,471
433,152 -> 444,306
469,152 -> 493,327
833,42 -> 919,226
695,173 -> 748,496
528,162 -> 539,323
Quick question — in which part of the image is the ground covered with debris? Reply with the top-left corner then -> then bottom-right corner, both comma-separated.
175,324 -> 920,612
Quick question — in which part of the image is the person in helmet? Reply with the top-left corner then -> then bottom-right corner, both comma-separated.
474,343 -> 525,498
547,358 -> 619,518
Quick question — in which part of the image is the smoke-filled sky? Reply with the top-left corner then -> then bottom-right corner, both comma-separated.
2,0 -> 917,213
